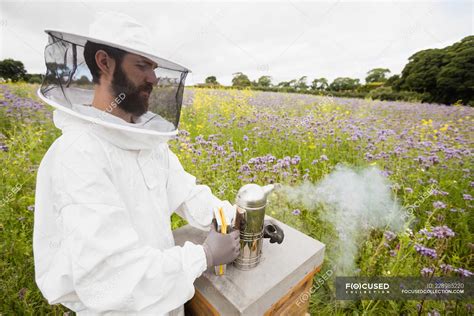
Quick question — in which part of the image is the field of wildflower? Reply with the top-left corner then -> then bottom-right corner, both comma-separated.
0,83 -> 472,315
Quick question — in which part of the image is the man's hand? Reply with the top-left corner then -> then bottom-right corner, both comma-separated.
202,219 -> 240,268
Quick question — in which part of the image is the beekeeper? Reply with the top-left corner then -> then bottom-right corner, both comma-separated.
33,11 -> 240,316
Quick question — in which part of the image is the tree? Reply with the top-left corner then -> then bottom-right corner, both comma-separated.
231,72 -> 251,88
295,76 -> 308,91
385,74 -> 400,88
311,78 -> 328,90
329,77 -> 361,91
23,73 -> 43,84
0,59 -> 27,82
256,76 -> 272,88
435,36 -> 474,104
397,35 -> 474,104
76,75 -> 92,85
398,49 -> 444,94
205,76 -> 219,85
365,68 -> 391,83
277,81 -> 289,88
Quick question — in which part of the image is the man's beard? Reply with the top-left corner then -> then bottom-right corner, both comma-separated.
110,64 -> 153,118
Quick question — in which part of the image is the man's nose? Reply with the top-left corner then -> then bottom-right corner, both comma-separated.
146,70 -> 158,85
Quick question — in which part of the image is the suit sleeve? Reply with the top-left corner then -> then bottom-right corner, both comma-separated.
165,145 -> 231,231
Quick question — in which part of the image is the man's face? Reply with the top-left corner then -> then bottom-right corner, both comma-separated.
110,53 -> 158,117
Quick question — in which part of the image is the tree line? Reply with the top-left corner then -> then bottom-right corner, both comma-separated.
197,36 -> 473,106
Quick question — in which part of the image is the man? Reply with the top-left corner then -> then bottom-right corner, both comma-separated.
33,12 -> 239,315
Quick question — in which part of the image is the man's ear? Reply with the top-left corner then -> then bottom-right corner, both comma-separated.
95,50 -> 115,83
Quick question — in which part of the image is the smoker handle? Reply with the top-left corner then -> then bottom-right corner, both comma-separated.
263,219 -> 284,244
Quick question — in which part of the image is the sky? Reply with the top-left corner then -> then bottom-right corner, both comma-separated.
0,0 -> 472,86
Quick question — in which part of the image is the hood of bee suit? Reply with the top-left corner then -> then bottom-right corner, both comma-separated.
38,11 -> 191,145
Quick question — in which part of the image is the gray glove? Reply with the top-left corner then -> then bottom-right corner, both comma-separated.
202,219 -> 240,268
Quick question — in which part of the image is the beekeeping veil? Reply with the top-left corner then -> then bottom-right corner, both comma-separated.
37,11 -> 189,136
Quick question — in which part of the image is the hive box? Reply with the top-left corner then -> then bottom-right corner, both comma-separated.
173,215 -> 325,315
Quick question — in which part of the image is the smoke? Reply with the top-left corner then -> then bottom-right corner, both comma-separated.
280,164 -> 406,275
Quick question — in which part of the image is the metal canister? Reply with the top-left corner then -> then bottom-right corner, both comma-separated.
233,183 -> 279,270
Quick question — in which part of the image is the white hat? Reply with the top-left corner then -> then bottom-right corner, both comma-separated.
45,11 -> 191,72
45,11 -> 190,72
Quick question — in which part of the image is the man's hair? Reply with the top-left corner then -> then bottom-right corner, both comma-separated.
83,41 -> 127,84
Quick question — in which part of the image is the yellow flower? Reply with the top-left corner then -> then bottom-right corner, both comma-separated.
370,162 -> 377,165
421,119 -> 433,126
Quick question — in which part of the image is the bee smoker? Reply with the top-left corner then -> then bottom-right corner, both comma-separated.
233,183 -> 285,270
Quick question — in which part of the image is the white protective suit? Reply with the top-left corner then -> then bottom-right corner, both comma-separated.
33,104 -> 233,315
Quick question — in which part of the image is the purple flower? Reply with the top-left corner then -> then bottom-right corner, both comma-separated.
440,263 -> 454,274
27,205 -> 35,212
463,194 -> 473,201
455,268 -> 473,277
195,135 -> 204,143
243,135 -> 249,141
18,288 -> 27,300
238,164 -> 251,175
416,304 -> 422,312
431,225 -> 455,239
320,154 -> 328,161
384,231 -> 396,241
404,187 -> 413,194
431,189 -> 448,196
433,201 -> 446,209
290,155 -> 301,165
292,209 -> 301,216
421,267 -> 434,277
428,309 -> 440,316
414,244 -> 437,259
